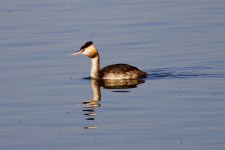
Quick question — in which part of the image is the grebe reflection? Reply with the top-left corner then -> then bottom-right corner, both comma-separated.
82,79 -> 101,129
82,79 -> 145,129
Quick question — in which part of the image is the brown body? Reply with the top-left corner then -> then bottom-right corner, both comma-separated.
100,64 -> 147,79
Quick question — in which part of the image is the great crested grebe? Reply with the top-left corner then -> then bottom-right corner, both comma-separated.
71,41 -> 147,79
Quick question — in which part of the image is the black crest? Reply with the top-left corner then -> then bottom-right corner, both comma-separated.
80,41 -> 93,50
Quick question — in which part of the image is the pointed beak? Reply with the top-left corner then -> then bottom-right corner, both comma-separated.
70,49 -> 83,56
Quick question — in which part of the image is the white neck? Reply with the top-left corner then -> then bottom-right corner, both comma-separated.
90,54 -> 100,79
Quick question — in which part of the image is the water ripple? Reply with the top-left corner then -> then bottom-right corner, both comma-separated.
147,65 -> 225,80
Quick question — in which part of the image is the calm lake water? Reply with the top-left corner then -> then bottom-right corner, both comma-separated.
1,0 -> 225,150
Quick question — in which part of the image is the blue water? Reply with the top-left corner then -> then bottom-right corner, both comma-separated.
1,0 -> 225,150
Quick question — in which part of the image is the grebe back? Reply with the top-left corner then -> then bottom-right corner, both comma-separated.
71,41 -> 147,79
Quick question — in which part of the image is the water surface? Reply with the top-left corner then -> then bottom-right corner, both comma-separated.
1,0 -> 225,150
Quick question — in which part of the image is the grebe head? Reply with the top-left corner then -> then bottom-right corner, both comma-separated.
71,41 -> 98,58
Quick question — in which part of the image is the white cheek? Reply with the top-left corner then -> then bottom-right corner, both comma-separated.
83,47 -> 93,55
82,49 -> 88,55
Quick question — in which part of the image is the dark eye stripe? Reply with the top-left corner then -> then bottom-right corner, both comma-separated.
76,48 -> 85,53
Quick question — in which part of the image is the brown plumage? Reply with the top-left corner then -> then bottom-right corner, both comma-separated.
100,64 -> 147,79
